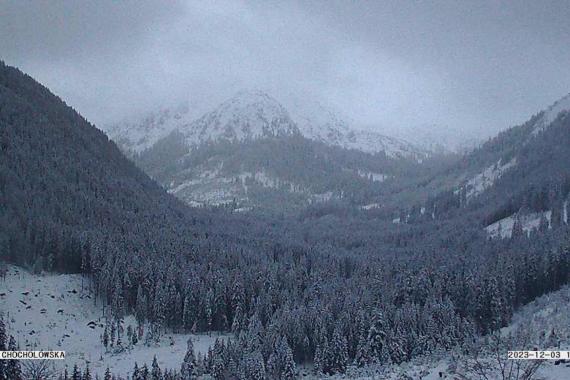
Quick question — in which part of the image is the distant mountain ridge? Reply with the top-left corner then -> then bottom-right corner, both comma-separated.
104,90 -> 428,159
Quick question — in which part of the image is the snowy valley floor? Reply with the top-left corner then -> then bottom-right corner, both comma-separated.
0,265 -> 227,378
2,264 -> 570,379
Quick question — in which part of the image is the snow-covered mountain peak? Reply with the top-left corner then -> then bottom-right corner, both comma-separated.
182,90 -> 300,146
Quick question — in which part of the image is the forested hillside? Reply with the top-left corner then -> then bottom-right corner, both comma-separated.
399,101 -> 570,238
136,132 -> 447,213
0,60 -> 221,272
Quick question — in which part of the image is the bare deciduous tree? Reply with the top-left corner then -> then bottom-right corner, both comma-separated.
454,328 -> 543,380
22,360 -> 58,380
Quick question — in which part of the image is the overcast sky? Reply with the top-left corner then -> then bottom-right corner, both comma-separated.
1,0 -> 570,139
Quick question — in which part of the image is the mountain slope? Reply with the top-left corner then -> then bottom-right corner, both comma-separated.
284,96 -> 428,158
531,93 -> 570,136
0,61 -> 252,271
137,133 -> 425,211
105,104 -> 193,154
0,61 -> 169,269
395,94 -> 570,240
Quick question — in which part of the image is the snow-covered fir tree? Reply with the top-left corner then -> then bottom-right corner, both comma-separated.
180,337 -> 196,380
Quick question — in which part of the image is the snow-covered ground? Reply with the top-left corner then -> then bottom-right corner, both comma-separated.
496,285 -> 570,379
485,210 -> 551,239
0,265 -> 227,378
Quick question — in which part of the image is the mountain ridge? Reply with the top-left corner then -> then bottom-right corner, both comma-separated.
104,90 -> 428,159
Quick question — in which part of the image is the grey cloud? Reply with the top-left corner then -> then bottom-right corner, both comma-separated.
1,0 -> 569,139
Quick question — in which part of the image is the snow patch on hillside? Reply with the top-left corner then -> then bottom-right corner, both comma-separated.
285,97 -> 351,146
361,203 -> 381,210
0,265 -> 226,378
464,158 -> 517,200
485,210 -> 551,238
357,170 -> 387,182
311,191 -> 335,203
342,129 -> 426,159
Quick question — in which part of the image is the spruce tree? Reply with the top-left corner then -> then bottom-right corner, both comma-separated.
71,364 -> 82,380
0,315 -> 6,380
151,356 -> 162,380
367,309 -> 389,364
141,363 -> 149,380
355,333 -> 371,367
102,326 -> 109,351
313,336 -> 328,375
268,336 -> 296,379
280,338 -> 296,379
83,364 -> 92,380
211,339 -> 226,380
180,338 -> 196,380
328,325 -> 348,374
132,363 -> 141,380
104,367 -> 112,380
240,351 -> 265,380
5,336 -> 22,380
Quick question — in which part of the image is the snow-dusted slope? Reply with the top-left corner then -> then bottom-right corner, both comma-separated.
104,104 -> 193,153
180,91 -> 299,146
463,158 -> 517,200
532,93 -> 570,136
389,124 -> 482,154
0,265 -> 226,378
485,210 -> 551,239
285,97 -> 352,146
285,96 -> 426,158
342,129 -> 426,158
